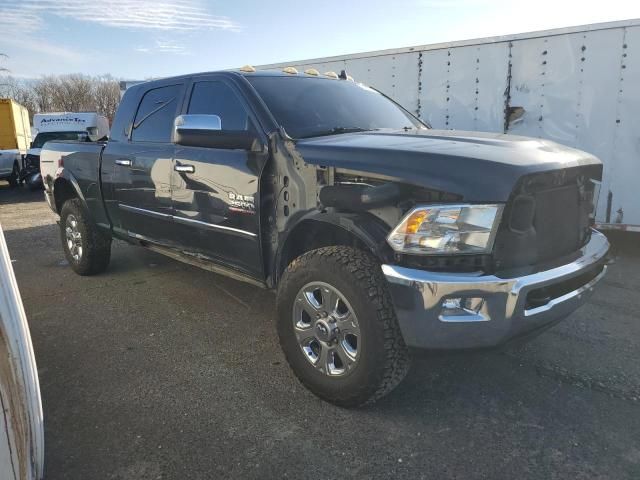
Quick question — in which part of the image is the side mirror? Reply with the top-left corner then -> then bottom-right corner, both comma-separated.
174,114 -> 260,151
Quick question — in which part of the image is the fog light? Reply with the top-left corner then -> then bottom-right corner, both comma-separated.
442,297 -> 463,310
440,297 -> 487,322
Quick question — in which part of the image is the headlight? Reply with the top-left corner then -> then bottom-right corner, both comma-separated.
387,204 -> 504,255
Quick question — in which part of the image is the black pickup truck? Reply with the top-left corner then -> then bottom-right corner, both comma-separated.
42,68 -> 609,406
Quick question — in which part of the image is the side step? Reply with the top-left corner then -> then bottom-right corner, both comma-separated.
135,238 -> 267,289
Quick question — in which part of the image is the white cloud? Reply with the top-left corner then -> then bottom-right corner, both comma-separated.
135,39 -> 191,55
0,8 -> 43,33
412,0 -> 496,6
0,35 -> 84,62
0,34 -> 87,78
0,0 -> 241,33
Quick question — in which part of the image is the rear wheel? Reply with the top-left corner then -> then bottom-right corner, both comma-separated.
7,161 -> 19,187
276,246 -> 411,407
60,199 -> 111,275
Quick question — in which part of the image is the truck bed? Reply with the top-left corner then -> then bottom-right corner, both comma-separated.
40,141 -> 107,224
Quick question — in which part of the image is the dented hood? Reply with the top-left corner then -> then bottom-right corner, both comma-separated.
294,129 -> 602,202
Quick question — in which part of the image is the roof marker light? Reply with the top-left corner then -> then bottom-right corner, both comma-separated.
304,68 -> 320,76
283,66 -> 298,74
324,71 -> 339,79
239,65 -> 256,73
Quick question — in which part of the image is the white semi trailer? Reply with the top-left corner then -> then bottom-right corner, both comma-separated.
258,19 -> 640,231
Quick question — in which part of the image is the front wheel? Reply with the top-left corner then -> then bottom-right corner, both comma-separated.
60,199 -> 111,275
276,246 -> 411,407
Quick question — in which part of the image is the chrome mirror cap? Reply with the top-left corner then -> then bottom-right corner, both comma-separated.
174,114 -> 222,133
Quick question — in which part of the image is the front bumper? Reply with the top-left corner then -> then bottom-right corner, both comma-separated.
383,230 -> 609,349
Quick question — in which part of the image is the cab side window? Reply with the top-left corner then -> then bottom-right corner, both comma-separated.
131,84 -> 182,143
188,81 -> 250,131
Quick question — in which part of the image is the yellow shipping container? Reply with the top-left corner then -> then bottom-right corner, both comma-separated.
0,99 -> 31,153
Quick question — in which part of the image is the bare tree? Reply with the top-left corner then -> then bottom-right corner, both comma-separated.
36,74 -> 94,112
92,75 -> 121,123
31,77 -> 56,113
2,73 -> 121,124
0,76 -> 39,119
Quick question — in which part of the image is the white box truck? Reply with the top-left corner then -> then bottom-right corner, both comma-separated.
258,19 -> 640,231
29,112 -> 109,158
26,112 -> 109,189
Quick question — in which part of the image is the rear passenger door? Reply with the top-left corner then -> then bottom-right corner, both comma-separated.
109,82 -> 184,245
171,76 -> 266,278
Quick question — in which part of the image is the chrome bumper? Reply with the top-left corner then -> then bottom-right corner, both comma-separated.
382,230 -> 610,349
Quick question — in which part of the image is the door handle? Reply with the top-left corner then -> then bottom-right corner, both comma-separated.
174,164 -> 195,173
115,159 -> 132,166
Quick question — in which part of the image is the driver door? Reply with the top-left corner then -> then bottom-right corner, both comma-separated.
171,76 -> 267,278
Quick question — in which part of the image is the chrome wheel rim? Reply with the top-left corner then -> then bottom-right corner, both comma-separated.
65,214 -> 83,262
293,282 -> 360,376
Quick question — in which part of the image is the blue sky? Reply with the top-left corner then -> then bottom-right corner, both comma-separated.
1,0 -> 639,80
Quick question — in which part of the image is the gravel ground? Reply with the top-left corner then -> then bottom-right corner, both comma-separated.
1,183 -> 639,480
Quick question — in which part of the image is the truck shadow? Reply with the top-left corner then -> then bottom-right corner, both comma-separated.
0,181 -> 45,204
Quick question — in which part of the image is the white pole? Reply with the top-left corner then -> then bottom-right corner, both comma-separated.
0,222 -> 44,480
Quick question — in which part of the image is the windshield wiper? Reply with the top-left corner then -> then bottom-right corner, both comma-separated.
300,126 -> 372,139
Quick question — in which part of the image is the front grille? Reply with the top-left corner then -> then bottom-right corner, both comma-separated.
493,166 -> 600,271
396,252 -> 493,273
532,184 -> 581,261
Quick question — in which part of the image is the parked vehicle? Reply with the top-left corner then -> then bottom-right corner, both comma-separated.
258,19 -> 640,231
19,157 -> 44,191
41,68 -> 609,406
0,99 -> 31,187
0,223 -> 44,479
32,112 -> 109,192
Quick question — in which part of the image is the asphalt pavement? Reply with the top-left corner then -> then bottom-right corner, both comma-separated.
1,182 -> 638,479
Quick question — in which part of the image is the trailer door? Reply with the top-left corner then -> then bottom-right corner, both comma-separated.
505,28 -> 636,225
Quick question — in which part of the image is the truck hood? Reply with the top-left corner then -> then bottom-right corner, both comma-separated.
294,129 -> 602,202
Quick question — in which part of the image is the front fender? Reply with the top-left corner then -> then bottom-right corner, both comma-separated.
300,210 -> 392,256
273,210 -> 394,285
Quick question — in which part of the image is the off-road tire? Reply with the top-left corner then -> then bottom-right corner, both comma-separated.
60,199 -> 111,275
276,246 -> 411,407
7,161 -> 19,187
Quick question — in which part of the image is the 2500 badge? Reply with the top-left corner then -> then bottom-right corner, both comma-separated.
228,192 -> 255,214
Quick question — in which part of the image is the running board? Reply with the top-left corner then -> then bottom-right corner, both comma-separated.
138,240 -> 267,289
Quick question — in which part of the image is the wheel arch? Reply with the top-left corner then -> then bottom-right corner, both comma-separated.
53,173 -> 85,214
274,211 -> 393,286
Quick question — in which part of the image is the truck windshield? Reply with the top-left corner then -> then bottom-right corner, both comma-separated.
32,132 -> 87,149
247,76 -> 425,139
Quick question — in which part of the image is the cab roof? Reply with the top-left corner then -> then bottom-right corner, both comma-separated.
131,68 -> 342,91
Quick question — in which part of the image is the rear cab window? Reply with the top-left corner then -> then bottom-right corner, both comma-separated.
131,84 -> 183,143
